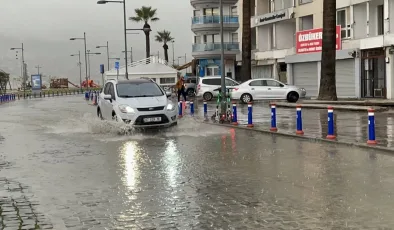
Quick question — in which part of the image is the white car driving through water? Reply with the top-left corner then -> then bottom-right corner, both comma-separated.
97,78 -> 178,127
230,78 -> 306,103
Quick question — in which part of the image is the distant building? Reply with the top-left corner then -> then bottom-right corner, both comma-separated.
191,0 -> 242,80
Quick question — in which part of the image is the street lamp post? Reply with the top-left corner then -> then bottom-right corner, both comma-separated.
35,65 -> 42,75
70,51 -> 82,87
10,43 -> 25,93
122,47 -> 133,64
172,41 -> 175,66
70,33 -> 88,90
96,41 -> 110,71
97,0 -> 129,79
87,50 -> 101,80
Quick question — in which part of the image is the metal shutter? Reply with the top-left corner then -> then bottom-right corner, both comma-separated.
252,65 -> 272,79
336,59 -> 356,98
293,62 -> 318,97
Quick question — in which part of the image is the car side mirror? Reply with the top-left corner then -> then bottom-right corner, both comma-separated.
103,94 -> 112,100
280,84 -> 284,87
165,91 -> 172,97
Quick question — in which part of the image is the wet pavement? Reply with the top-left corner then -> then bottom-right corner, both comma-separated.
201,101 -> 394,148
1,97 -> 394,229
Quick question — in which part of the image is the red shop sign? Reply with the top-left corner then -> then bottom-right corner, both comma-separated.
296,26 -> 341,54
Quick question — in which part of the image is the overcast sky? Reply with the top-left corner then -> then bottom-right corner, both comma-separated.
0,0 -> 193,85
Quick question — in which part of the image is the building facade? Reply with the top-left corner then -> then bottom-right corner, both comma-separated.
252,0 -> 394,99
191,0 -> 241,79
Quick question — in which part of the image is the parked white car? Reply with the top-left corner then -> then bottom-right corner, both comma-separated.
97,78 -> 178,127
196,76 -> 239,101
230,78 -> 306,103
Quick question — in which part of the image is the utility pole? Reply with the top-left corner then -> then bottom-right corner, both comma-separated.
219,0 -> 226,115
172,40 -> 175,65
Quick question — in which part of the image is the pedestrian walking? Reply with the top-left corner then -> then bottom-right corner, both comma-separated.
176,76 -> 187,102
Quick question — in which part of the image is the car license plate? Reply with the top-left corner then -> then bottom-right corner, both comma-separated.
143,117 -> 161,123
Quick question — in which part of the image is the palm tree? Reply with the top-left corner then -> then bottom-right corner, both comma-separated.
155,30 -> 174,62
318,0 -> 337,100
129,6 -> 159,59
241,0 -> 252,82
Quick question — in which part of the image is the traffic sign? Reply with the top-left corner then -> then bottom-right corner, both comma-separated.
115,61 -> 119,70
100,64 -> 104,74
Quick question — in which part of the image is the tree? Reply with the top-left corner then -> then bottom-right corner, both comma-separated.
129,6 -> 159,59
318,0 -> 337,100
0,70 -> 10,94
241,0 -> 252,82
155,30 -> 174,62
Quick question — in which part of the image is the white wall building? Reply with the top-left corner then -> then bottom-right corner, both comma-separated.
191,0 -> 242,80
252,0 -> 394,99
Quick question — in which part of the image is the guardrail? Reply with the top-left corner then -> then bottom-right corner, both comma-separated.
191,15 -> 239,24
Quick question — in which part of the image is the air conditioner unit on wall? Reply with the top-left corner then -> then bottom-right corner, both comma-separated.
374,88 -> 384,97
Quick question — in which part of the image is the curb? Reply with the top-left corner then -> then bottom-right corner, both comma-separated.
274,103 -> 389,112
197,119 -> 394,154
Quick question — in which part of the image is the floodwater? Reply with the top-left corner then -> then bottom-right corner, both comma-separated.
0,96 -> 394,229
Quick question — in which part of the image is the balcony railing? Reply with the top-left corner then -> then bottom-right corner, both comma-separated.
192,43 -> 239,52
192,15 -> 239,24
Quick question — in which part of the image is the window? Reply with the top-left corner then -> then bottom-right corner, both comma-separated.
203,8 -> 219,16
104,82 -> 112,94
336,9 -> 351,38
264,80 -> 282,87
231,33 -> 238,43
194,36 -> 201,44
109,83 -> 115,99
299,0 -> 312,4
116,82 -> 164,97
249,80 -> 263,86
377,5 -> 384,35
159,78 -> 175,84
299,15 -> 313,31
225,78 -> 239,86
186,78 -> 197,84
202,78 -> 221,85
193,10 -> 200,17
207,66 -> 219,76
231,6 -> 237,16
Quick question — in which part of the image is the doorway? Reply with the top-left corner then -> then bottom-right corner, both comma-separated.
361,48 -> 386,98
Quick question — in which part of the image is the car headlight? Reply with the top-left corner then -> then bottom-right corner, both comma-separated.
118,105 -> 135,113
299,88 -> 306,91
166,103 -> 175,111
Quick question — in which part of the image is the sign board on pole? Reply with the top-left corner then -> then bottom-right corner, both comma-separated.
115,61 -> 119,70
295,25 -> 341,54
31,74 -> 42,94
100,64 -> 105,74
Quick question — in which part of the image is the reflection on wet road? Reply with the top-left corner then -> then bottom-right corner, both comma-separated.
1,97 -> 394,229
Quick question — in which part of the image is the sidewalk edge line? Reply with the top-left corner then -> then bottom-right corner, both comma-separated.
197,120 -> 394,154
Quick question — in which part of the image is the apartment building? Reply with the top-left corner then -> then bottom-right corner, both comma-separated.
191,0 -> 242,79
252,0 -> 394,99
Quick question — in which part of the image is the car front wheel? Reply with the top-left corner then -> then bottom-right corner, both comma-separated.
240,93 -> 253,104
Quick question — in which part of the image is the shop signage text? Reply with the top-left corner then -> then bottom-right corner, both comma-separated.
296,26 -> 341,54
252,8 -> 292,27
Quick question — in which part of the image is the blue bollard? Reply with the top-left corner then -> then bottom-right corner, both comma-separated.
327,106 -> 336,139
178,100 -> 183,118
247,102 -> 254,127
85,91 -> 89,100
0,95 -> 2,103
232,102 -> 238,125
367,108 -> 377,145
203,100 -> 208,117
190,101 -> 194,115
296,105 -> 304,135
270,103 -> 277,132
90,92 -> 93,101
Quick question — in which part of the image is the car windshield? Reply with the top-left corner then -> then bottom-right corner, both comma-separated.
116,82 -> 164,97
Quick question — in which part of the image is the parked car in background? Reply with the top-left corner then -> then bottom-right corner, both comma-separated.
184,76 -> 197,97
230,78 -> 306,103
197,76 -> 239,101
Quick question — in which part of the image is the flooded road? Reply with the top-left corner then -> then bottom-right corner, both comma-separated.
1,97 -> 394,229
